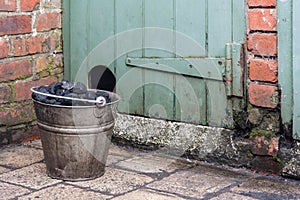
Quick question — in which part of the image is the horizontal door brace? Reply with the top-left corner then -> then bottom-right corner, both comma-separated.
126,57 -> 225,81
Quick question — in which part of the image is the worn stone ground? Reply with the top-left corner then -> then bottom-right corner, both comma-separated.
0,140 -> 300,200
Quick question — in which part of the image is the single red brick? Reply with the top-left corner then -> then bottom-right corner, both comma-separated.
248,0 -> 276,7
35,55 -> 50,72
36,54 -> 63,76
41,33 -> 57,52
53,54 -> 63,67
250,136 -> 279,157
15,77 -> 57,101
13,37 -> 27,56
0,39 -> 10,59
248,9 -> 276,31
50,67 -> 63,75
0,103 -> 36,126
0,84 -> 11,103
36,12 -> 61,32
49,33 -> 57,51
0,60 -> 32,82
28,35 -> 45,54
248,84 -> 278,108
20,0 -> 40,11
248,33 -> 277,56
0,0 -> 16,11
249,59 -> 278,83
0,15 -> 31,36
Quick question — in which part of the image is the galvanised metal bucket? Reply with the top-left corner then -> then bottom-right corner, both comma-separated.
32,89 -> 120,181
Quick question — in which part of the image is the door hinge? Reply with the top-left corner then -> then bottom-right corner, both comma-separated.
224,43 -> 244,97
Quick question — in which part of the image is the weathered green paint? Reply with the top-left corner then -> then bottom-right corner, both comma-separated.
293,0 -> 300,139
63,0 -> 246,128
175,0 -> 206,57
208,0 -> 232,57
278,0 -> 293,128
232,0 -> 246,43
174,75 -> 207,124
62,0 -> 70,79
278,0 -> 300,139
115,0 -> 144,115
231,43 -> 244,97
144,70 -> 175,120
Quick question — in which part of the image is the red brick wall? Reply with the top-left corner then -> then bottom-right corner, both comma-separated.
247,0 -> 278,108
0,0 -> 63,144
246,0 -> 281,174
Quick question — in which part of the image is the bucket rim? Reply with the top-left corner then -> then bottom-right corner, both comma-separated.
31,86 -> 120,108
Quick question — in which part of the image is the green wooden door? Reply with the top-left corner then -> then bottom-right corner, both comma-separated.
63,0 -> 246,128
278,0 -> 300,139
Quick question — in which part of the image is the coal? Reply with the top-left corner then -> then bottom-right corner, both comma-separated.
73,82 -> 87,94
61,80 -> 75,90
32,80 -> 111,106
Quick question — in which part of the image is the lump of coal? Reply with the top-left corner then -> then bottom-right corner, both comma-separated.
61,80 -> 75,90
85,91 -> 97,100
32,80 -> 111,106
49,82 -> 62,94
31,86 -> 49,103
73,82 -> 87,94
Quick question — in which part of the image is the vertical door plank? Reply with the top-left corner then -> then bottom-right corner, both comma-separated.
278,0 -> 293,130
232,0 -> 246,43
115,0 -> 143,55
89,0 -> 115,52
144,70 -> 175,120
115,0 -> 144,115
207,0 -> 232,57
69,0 -> 89,81
62,0 -> 71,80
174,75 -> 207,124
143,0 -> 175,119
293,0 -> 300,139
206,80 -> 233,127
175,0 -> 206,57
87,0 -> 115,77
144,0 -> 175,57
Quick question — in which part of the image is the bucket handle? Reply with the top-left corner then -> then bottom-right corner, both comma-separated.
31,87 -> 106,107
93,96 -> 107,118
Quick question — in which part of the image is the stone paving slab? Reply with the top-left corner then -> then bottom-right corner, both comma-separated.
232,176 -> 300,199
0,181 -> 31,200
0,163 -> 61,190
111,189 -> 185,200
108,145 -> 137,158
115,154 -> 183,173
18,184 -> 112,200
68,167 -> 153,196
23,139 -> 43,149
0,166 -> 10,174
0,144 -> 44,169
147,169 -> 239,199
106,154 -> 128,166
210,192 -> 257,200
